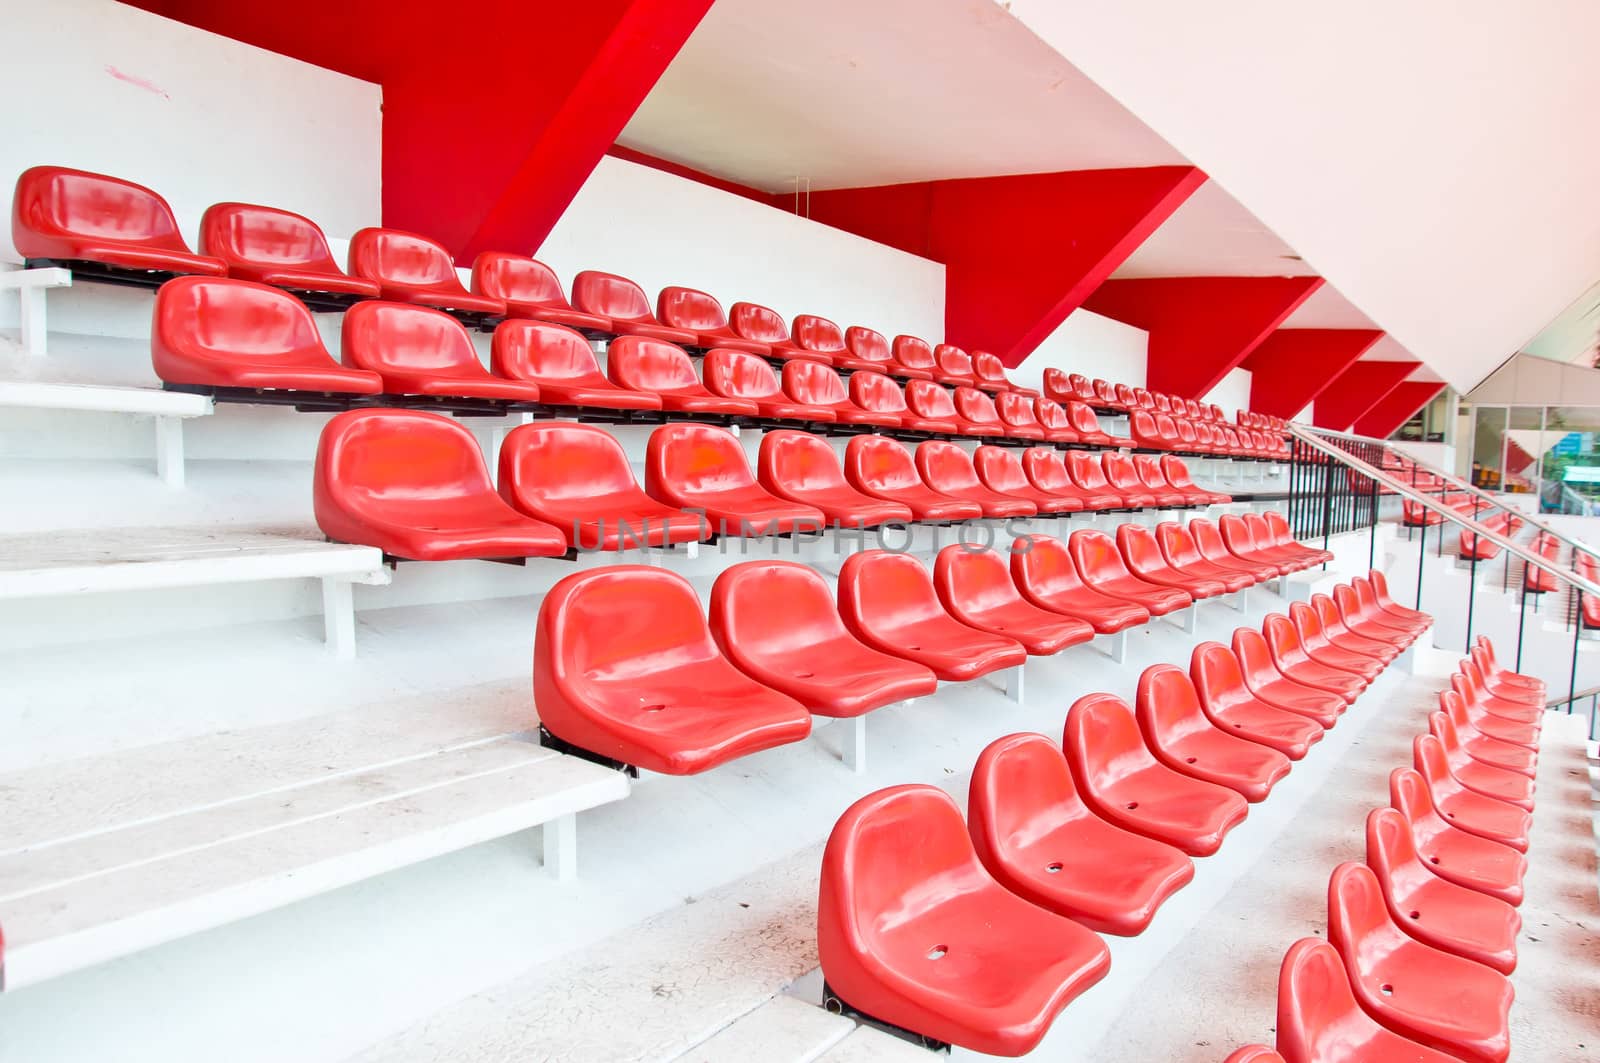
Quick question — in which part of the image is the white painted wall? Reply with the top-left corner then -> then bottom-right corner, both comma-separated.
1202,367 -> 1251,422
1010,306 -> 1149,393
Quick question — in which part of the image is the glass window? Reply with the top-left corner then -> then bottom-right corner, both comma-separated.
1504,407 -> 1542,494
1471,405 -> 1507,490
1540,407 -> 1600,513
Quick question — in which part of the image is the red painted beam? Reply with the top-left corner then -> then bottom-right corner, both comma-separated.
1311,360 -> 1420,430
1243,328 -> 1385,419
1352,381 -> 1447,440
121,0 -> 712,258
1083,276 -> 1323,398
800,167 -> 1206,366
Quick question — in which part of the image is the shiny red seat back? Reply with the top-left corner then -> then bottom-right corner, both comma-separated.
571,269 -> 654,321
782,359 -> 850,404
1024,449 -> 1073,492
837,550 -> 949,628
703,347 -> 785,401
315,408 -> 496,512
916,441 -> 984,492
200,202 -> 346,277
760,429 -> 852,493
1035,398 -> 1072,432
1011,534 -> 1090,599
13,164 -> 193,255
996,390 -> 1040,429
791,314 -> 847,357
892,335 -> 937,374
849,371 -> 911,416
729,301 -> 790,344
974,446 -> 1031,493
953,387 -> 1002,427
647,424 -> 760,495
491,319 -> 605,383
905,379 -> 961,420
348,227 -> 469,292
656,285 -> 728,331
845,435 -> 922,492
972,350 -> 1010,387
608,336 -> 701,392
1067,402 -> 1107,437
1066,451 -> 1114,491
342,301 -> 483,375
499,422 -> 641,506
471,251 -> 573,308
935,344 -> 975,380
844,326 -> 893,366
154,276 -> 336,370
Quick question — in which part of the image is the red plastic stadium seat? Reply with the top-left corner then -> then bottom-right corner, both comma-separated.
12,165 -> 226,278
933,344 -> 977,386
1287,602 -> 1387,677
1063,693 -> 1249,856
952,387 -> 1010,436
1033,398 -> 1082,444
1246,512 -> 1323,569
534,567 -> 811,774
1427,713 -> 1536,808
889,335 -> 938,380
1325,862 -> 1512,1063
850,371 -> 954,433
1222,1048 -> 1285,1063
646,424 -> 824,536
727,301 -> 796,353
1231,627 -> 1347,727
1130,409 -> 1180,451
703,348 -> 837,421
1334,583 -> 1416,643
783,360 -> 900,426
1366,806 -> 1520,975
1156,522 -> 1256,593
656,286 -> 770,355
1263,511 -> 1334,565
994,390 -> 1047,440
347,228 -> 504,320
200,202 -> 378,303
1161,455 -> 1230,505
314,409 -> 566,561
1413,735 -> 1531,852
1065,452 -> 1135,509
837,551 -> 1025,681
709,561 -> 935,716
1102,452 -> 1164,508
758,430 -> 912,526
1118,524 -> 1228,599
1469,643 -> 1544,702
1066,402 -> 1118,447
1313,591 -> 1405,659
844,436 -> 983,522
471,252 -> 611,333
497,422 -> 708,551
491,320 -> 661,410
968,733 -> 1193,936
1135,665 -> 1291,802
974,446 -> 1083,513
916,441 -> 1037,518
341,301 -> 542,401
608,336 -> 758,416
1193,518 -> 1280,583
1390,769 -> 1527,905
818,785 -> 1111,1056
570,270 -> 695,344
151,277 -> 382,394
1443,687 -> 1538,750
933,546 -> 1094,654
1010,534 -> 1149,633
973,350 -> 1036,396
1453,665 -> 1543,725
1261,615 -> 1367,701
1189,642 -> 1325,759
837,326 -> 898,373
1069,529 -> 1191,616
906,380 -> 984,435
785,314 -> 850,365
1275,938 -> 1460,1063
1218,514 -> 1296,575
1471,636 -> 1541,696
1025,449 -> 1119,511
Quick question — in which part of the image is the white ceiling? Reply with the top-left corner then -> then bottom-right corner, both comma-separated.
618,0 -> 1184,193
1522,278 -> 1600,367
1111,181 -> 1315,279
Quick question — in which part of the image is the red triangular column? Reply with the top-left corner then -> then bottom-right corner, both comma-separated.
1312,360 -> 1420,430
1244,329 -> 1386,419
1352,381 -> 1447,439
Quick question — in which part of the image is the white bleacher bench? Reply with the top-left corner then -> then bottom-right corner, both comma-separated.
0,265 -> 72,356
0,700 -> 632,991
0,525 -> 388,659
0,381 -> 213,487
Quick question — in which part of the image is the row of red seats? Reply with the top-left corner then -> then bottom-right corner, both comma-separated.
1130,406 -> 1290,460
1044,369 -> 1291,441
1457,509 -> 1524,561
531,519 -> 1330,776
1223,637 -> 1538,1063
1401,490 -> 1476,526
1522,532 -> 1564,593
1576,551 -> 1600,628
817,573 -> 1429,1055
310,409 -> 1237,560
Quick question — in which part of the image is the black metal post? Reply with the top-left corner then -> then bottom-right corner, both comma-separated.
1465,497 -> 1479,651
1570,587 -> 1582,711
1368,474 -> 1379,571
1415,518 -> 1427,611
1515,578 -> 1529,672
1320,460 -> 1334,569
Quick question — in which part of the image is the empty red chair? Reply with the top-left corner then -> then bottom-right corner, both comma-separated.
906,380 -> 984,434
534,567 -> 811,774
570,270 -> 695,344
727,301 -> 802,356
1033,398 -> 1082,445
837,551 -> 1025,681
1262,511 -> 1335,565
1217,514 -> 1293,574
1314,590 -> 1404,658
1130,409 -> 1181,451
836,326 -> 897,373
498,422 -> 707,551
1441,688 -> 1538,754
952,387 -> 1009,436
200,202 -> 377,306
1065,402 -> 1116,447
1222,1048 -> 1285,1063
1066,452 -> 1137,509
1366,807 -> 1520,975
471,252 -> 611,334
1118,524 -> 1228,600
1325,862 -> 1512,1063
347,228 -> 504,321
1010,534 -> 1150,633
973,350 -> 1036,396
1063,693 -> 1249,856
974,446 -> 1083,513
1262,615 -> 1368,701
1351,578 -> 1426,638
1428,713 -> 1536,807
758,430 -> 911,527
784,314 -> 851,365
889,335 -> 938,379
1468,643 -> 1545,703
968,733 -> 1193,935
1333,583 -> 1415,643
1161,456 -> 1230,505
1156,522 -> 1256,593
1026,449 -> 1120,511
709,561 -> 935,717
1135,665 -> 1291,802
782,360 -> 900,426
1189,642 -> 1324,759
1231,627 -> 1347,727
1288,601 -> 1387,676
850,371 -> 954,433
916,441 -> 1037,518
491,320 -> 660,411
1042,369 -> 1084,405
314,409 -> 566,561
341,301 -> 542,401
1245,512 -> 1321,570
152,277 -> 382,395
1069,529 -> 1191,616
1102,452 -> 1164,508
818,785 -> 1110,1056
1390,769 -> 1527,905
645,424 -> 824,536
1454,664 -> 1543,724
12,165 -> 226,279
995,390 -> 1048,440
703,348 -> 836,421
933,344 -> 977,385
608,336 -> 757,416
1413,735 -> 1531,852
933,546 -> 1094,654
1471,636 -> 1541,697
655,286 -> 769,354
1274,938 -> 1460,1063
844,436 -> 983,521
1193,518 -> 1280,583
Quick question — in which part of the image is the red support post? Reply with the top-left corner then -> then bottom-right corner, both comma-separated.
1243,328 -> 1386,419
1311,360 -> 1420,430
1351,381 -> 1447,439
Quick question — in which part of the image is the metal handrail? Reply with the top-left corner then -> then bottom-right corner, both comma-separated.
1298,422 -> 1600,562
1288,425 -> 1600,599
1548,682 -> 1600,709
